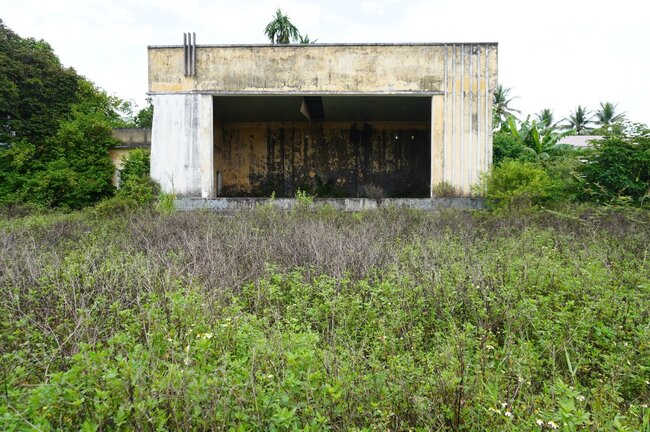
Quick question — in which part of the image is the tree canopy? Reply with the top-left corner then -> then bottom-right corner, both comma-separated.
0,19 -> 135,209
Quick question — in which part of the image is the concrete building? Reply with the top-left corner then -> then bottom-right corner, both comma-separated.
148,41 -> 498,198
109,128 -> 151,187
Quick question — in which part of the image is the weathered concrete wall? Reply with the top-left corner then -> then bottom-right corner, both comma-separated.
431,44 -> 497,195
176,197 -> 485,211
148,43 -> 494,95
108,148 -> 131,187
112,128 -> 152,146
109,128 -> 151,187
148,43 -> 497,197
215,121 -> 430,197
150,94 -> 214,197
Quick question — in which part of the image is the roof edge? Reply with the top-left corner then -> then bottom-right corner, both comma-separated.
148,42 -> 499,49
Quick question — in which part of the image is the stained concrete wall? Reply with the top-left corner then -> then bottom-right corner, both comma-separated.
148,43 -> 497,197
150,94 -> 214,197
215,121 -> 430,197
109,128 -> 151,187
431,44 -> 497,194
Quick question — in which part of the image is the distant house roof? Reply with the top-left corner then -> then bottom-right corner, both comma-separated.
557,135 -> 603,148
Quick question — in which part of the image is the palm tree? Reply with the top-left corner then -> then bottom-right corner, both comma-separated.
264,9 -> 300,44
562,105 -> 594,135
535,108 -> 556,131
493,85 -> 521,129
299,34 -> 317,44
594,102 -> 625,128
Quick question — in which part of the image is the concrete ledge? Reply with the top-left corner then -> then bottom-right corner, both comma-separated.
175,197 -> 485,212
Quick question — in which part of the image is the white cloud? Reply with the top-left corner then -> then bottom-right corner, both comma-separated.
2,0 -> 649,122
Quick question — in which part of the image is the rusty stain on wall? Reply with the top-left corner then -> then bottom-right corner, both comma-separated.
215,121 -> 430,197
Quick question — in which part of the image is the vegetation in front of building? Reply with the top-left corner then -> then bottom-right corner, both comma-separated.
1,206 -> 648,430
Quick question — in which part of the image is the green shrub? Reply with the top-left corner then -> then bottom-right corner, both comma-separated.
493,131 -> 534,164
484,160 -> 560,208
578,136 -> 650,206
116,149 -> 157,205
432,181 -> 461,197
1,207 -> 648,430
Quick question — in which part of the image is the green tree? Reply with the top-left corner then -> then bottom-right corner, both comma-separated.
492,85 -> 521,130
0,21 -> 133,209
298,34 -> 317,44
506,116 -> 574,160
535,108 -> 560,134
593,102 -> 625,132
0,19 -> 80,146
562,105 -> 593,135
134,98 -> 154,128
264,9 -> 300,44
578,136 -> 650,205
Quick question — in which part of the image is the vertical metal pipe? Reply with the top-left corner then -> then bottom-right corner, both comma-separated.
183,33 -> 188,76
192,32 -> 197,76
187,31 -> 192,76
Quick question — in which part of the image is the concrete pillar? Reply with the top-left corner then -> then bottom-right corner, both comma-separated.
430,94 -> 445,197
151,94 -> 214,198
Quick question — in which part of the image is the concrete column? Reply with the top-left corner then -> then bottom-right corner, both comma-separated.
430,94 -> 445,197
151,94 -> 214,198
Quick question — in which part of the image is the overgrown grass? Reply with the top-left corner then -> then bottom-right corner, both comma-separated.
1,206 -> 648,430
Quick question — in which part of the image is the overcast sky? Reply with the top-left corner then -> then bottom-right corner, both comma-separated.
4,0 -> 649,124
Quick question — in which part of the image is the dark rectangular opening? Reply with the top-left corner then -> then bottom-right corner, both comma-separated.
213,95 -> 431,198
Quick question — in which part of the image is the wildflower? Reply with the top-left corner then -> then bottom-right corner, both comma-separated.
184,345 -> 190,352
536,419 -> 544,426
501,402 -> 508,409
576,395 -> 585,402
504,410 -> 513,418
183,357 -> 190,366
267,374 -> 274,379
486,344 -> 495,350
197,332 -> 213,340
641,404 -> 648,409
547,420 -> 558,429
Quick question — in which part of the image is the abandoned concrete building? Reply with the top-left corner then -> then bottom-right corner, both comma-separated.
148,41 -> 498,200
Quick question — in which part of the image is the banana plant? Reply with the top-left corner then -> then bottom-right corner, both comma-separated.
507,115 -> 575,160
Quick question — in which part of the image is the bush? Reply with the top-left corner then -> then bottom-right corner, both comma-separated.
492,131 -> 533,164
578,136 -> 650,206
1,207 -> 648,430
116,149 -> 157,205
484,160 -> 560,209
431,181 -> 461,197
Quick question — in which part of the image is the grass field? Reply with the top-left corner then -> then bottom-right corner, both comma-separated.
1,205 -> 649,431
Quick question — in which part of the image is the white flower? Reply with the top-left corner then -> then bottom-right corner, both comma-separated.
504,411 -> 513,418
576,395 -> 585,402
536,419 -> 544,426
547,420 -> 558,429
267,374 -> 274,379
641,404 -> 648,409
501,402 -> 508,409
